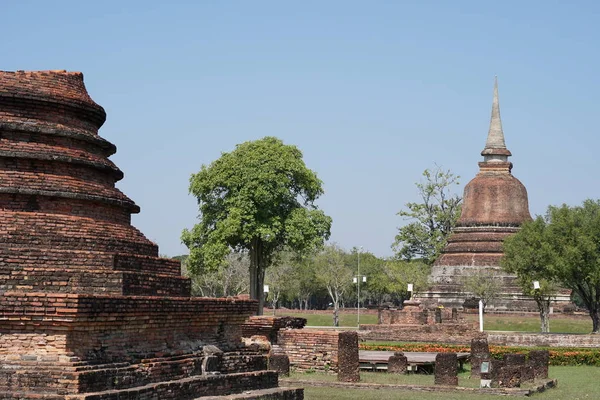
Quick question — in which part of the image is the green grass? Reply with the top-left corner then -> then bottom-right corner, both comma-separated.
273,310 -> 378,327
273,309 -> 594,333
290,368 -> 480,388
462,314 -> 593,334
295,365 -> 600,399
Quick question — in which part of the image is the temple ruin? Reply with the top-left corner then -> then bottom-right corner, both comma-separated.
418,79 -> 570,311
0,70 -> 302,399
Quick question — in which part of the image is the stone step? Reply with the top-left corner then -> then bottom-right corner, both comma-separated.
195,387 -> 303,400
63,371 -> 280,400
0,391 -> 64,400
0,248 -> 180,276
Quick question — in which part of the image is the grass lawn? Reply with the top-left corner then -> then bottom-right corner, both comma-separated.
463,314 -> 593,334
273,309 -> 594,333
293,365 -> 600,399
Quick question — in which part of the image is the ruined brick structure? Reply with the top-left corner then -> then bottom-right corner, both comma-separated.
418,79 -> 570,311
359,300 -> 478,343
0,70 -> 301,399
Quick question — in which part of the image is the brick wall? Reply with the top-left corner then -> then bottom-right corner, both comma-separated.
242,316 -> 307,342
488,332 -> 600,348
277,330 -> 341,372
359,327 -> 600,348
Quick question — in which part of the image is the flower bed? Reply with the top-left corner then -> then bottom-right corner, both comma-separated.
360,342 -> 600,366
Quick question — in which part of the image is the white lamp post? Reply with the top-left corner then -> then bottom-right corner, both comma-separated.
355,246 -> 364,326
479,299 -> 484,332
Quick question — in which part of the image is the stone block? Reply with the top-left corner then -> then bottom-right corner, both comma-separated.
435,308 -> 443,323
470,335 -> 490,378
337,331 -> 359,382
490,359 -> 505,388
269,354 -> 290,377
451,308 -> 458,320
521,364 -> 535,383
529,350 -> 549,379
504,353 -> 526,366
387,352 -> 408,374
498,365 -> 521,388
434,352 -> 458,386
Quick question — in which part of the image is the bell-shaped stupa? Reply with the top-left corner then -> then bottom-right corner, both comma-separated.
418,79 -> 569,311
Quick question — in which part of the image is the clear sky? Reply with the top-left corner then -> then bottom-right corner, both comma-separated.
2,1 -> 599,258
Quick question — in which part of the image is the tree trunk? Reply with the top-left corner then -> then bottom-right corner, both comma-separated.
333,304 -> 339,327
591,309 -> 600,334
249,253 -> 258,306
540,306 -> 550,333
536,297 -> 551,333
249,241 -> 265,315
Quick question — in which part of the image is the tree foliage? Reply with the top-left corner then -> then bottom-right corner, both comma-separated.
462,269 -> 502,311
182,137 -> 332,314
502,217 -> 559,332
315,244 -> 352,327
265,251 -> 297,313
179,253 -> 249,297
393,167 -> 462,264
503,200 -> 600,333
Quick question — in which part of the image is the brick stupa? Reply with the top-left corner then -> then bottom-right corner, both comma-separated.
418,79 -> 569,311
0,70 -> 302,399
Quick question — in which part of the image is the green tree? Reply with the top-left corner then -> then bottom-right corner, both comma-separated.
386,259 -> 431,299
182,137 -> 332,315
288,257 -> 321,310
502,217 -> 560,333
393,167 -> 462,265
503,200 -> 600,333
265,251 -> 296,314
316,244 -> 352,327
462,270 -> 501,311
180,253 -> 250,297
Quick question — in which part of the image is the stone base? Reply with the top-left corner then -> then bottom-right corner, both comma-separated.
198,387 -> 304,400
0,293 -> 292,399
418,265 -> 571,312
0,373 -> 302,400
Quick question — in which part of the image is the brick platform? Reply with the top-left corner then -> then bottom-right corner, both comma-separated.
0,70 -> 302,399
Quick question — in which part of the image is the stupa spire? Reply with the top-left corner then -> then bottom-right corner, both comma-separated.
481,77 -> 511,161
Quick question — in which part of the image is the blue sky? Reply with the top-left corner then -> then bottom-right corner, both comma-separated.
2,1 -> 599,258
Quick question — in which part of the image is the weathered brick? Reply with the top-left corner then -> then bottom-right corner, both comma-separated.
0,70 -> 301,400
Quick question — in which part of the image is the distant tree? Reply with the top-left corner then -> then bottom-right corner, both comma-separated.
344,248 -> 386,308
462,270 -> 501,311
182,137 -> 332,315
180,253 -> 249,297
393,167 -> 462,264
503,200 -> 600,333
502,217 -> 560,332
316,244 -> 352,327
288,257 -> 321,310
386,259 -> 431,299
265,251 -> 296,314
358,252 -> 394,307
